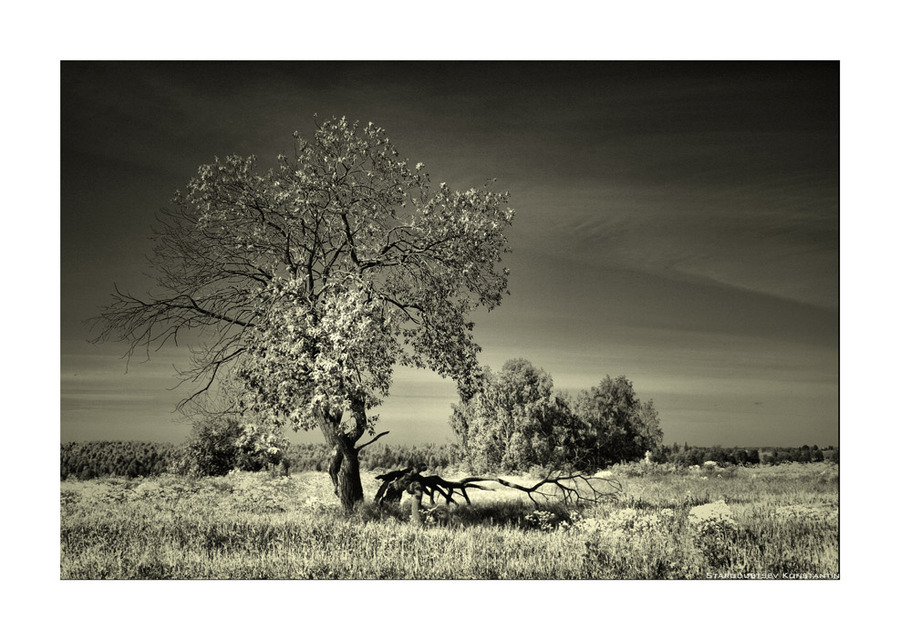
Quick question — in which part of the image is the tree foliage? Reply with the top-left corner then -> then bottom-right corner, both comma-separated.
93,116 -> 514,508
452,360 -> 662,472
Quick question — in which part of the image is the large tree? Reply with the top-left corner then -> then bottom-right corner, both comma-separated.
93,117 -> 514,509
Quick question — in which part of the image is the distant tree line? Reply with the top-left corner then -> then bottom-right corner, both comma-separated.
281,442 -> 462,474
60,439 -> 463,481
60,441 -> 182,480
60,439 -> 837,481
654,443 -> 837,466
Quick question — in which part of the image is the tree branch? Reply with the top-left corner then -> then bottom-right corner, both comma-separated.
356,430 -> 390,452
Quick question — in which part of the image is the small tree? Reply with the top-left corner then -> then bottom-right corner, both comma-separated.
93,117 -> 514,509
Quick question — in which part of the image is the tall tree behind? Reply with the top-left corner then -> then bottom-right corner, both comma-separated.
451,359 -> 581,472
93,117 -> 514,509
453,363 -> 662,472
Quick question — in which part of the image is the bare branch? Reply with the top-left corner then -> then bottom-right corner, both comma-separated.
356,430 -> 390,452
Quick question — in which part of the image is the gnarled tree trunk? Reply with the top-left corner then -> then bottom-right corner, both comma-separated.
329,442 -> 364,510
318,402 -> 370,511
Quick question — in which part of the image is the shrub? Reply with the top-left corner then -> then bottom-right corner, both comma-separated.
183,417 -> 287,476
689,500 -> 738,567
524,509 -> 563,532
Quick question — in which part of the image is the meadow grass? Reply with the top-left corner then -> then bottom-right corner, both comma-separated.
60,462 -> 838,579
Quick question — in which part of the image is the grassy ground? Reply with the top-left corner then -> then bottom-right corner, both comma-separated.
60,462 -> 838,579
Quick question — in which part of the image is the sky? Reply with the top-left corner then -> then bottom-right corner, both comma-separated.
60,61 -> 839,448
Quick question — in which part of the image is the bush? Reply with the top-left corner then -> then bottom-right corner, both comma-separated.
183,417 -> 287,476
689,500 -> 739,567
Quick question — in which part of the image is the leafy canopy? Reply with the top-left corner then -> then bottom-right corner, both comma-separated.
95,117 -> 515,437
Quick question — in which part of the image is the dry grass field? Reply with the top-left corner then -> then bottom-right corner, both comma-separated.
60,461 -> 838,579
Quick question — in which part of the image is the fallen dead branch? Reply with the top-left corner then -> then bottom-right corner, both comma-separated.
374,467 -> 623,517
466,473 -> 624,506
